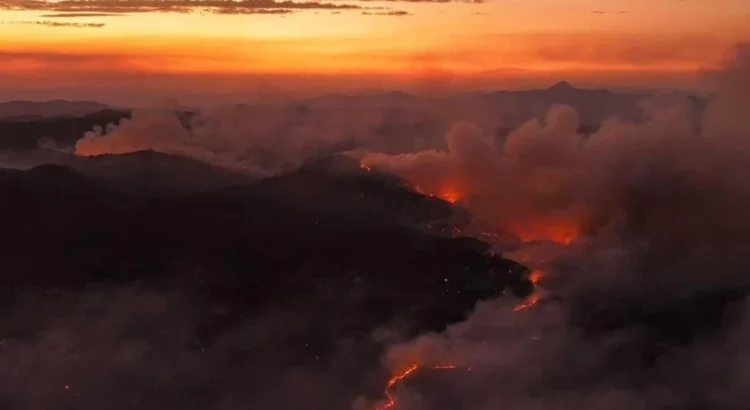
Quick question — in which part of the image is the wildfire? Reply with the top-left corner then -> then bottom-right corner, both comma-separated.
528,269 -> 543,285
511,219 -> 579,245
437,185 -> 462,204
411,184 -> 463,204
360,162 -> 372,172
374,269 -> 544,409
513,269 -> 544,311
513,293 -> 541,311
374,363 -> 463,410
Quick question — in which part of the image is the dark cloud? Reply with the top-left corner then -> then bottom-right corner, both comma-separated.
362,10 -> 411,16
0,20 -> 105,28
590,10 -> 629,15
214,8 -> 296,14
40,12 -> 124,17
355,0 -> 485,2
0,0 -> 362,14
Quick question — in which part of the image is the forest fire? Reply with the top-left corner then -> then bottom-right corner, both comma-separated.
510,219 -> 579,245
375,269 -> 543,409
406,182 -> 579,245
437,185 -> 462,204
528,269 -> 543,285
514,269 -> 544,311
513,293 -> 541,311
374,364 -> 464,410
410,183 -> 463,204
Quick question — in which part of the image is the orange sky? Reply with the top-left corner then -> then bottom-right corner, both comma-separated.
1,0 -> 749,103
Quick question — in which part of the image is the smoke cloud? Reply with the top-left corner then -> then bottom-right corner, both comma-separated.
0,286 -> 383,410
366,43 -> 750,410
73,80 -> 648,176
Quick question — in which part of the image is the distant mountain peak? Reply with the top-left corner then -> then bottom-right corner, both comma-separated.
548,81 -> 576,92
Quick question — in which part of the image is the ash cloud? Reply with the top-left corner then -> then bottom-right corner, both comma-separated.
366,43 -> 750,410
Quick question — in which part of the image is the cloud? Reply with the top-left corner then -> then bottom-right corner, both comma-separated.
362,10 -> 411,16
40,12 -> 122,17
354,0 -> 486,2
0,0 -> 362,13
1,20 -> 105,28
215,8 -> 295,14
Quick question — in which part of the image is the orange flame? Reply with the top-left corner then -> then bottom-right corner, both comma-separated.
513,293 -> 540,311
528,269 -> 543,286
510,219 -> 579,245
411,184 -> 463,204
374,269 -> 543,409
437,185 -> 462,204
513,269 -> 544,311
375,363 -> 463,410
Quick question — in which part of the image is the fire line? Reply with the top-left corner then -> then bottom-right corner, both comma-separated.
373,261 -> 545,409
375,363 -> 465,410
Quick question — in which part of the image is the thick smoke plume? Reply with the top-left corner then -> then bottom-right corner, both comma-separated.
364,43 -> 750,410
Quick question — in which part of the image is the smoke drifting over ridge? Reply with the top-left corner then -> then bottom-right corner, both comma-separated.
61,43 -> 750,409
74,77 -> 649,176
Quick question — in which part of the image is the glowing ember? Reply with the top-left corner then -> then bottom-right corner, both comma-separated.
437,186 -> 462,204
528,269 -> 543,285
375,363 -> 463,410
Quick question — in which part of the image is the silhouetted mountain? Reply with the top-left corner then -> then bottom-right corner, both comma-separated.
0,100 -> 113,119
70,150 -> 254,195
548,80 -> 577,92
0,154 -> 528,338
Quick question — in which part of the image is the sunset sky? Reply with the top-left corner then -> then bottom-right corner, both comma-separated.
1,0 -> 749,104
